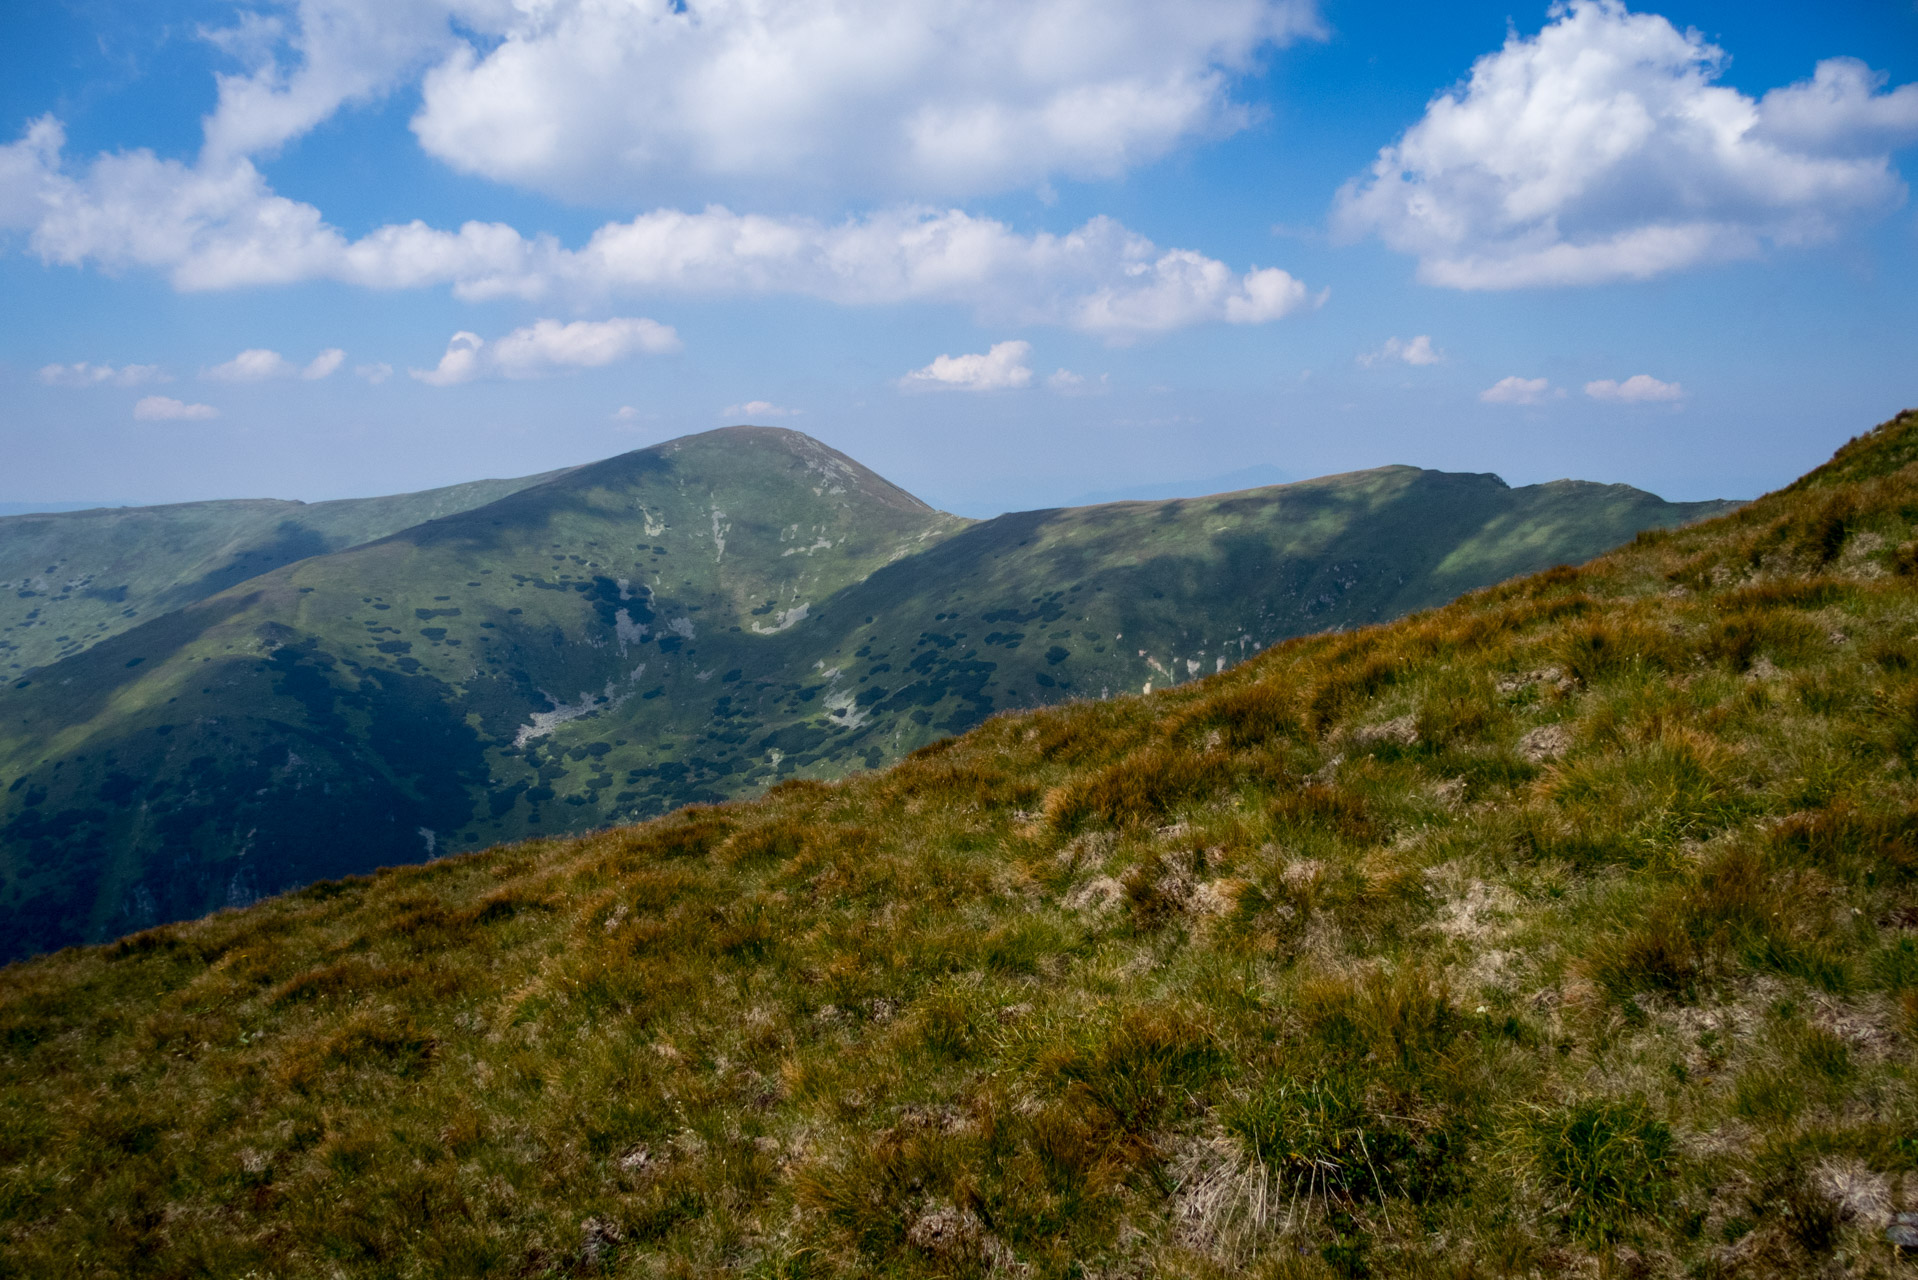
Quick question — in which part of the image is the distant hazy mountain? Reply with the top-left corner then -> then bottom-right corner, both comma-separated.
0,501 -> 144,517
0,468 -> 574,674
1065,463 -> 1293,506
0,426 -> 1734,958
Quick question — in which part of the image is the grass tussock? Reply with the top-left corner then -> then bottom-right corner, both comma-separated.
4,410 -> 1918,1276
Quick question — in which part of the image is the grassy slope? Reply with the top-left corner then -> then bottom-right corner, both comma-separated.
1,412 -> 1914,1278
0,467 -> 575,675
0,434 -> 1725,961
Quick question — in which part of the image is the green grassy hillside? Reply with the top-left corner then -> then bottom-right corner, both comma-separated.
0,467 -> 574,674
0,410 -> 1911,1278
795,466 -> 1733,721
0,429 -> 1730,961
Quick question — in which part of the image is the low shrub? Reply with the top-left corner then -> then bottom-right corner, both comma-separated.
724,817 -> 812,866
1224,1076 -> 1382,1202
1057,1005 -> 1222,1134
1556,617 -> 1679,684
1269,783 -> 1377,843
1589,843 -> 1845,999
1748,1146 -> 1844,1257
1174,679 -> 1297,749
1533,1099 -> 1674,1243
1043,747 -> 1235,832
1703,609 -> 1822,671
639,809 -> 734,860
1415,669 -> 1501,745
269,958 -> 412,1005
1304,654 -> 1401,735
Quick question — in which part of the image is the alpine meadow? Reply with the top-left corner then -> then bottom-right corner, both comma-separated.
1,409 -> 1916,1277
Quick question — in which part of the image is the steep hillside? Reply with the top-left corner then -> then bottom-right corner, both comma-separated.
0,466 -> 574,674
0,410 -> 1912,1279
0,429 -> 1730,960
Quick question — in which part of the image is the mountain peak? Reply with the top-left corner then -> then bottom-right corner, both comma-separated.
654,425 -> 945,515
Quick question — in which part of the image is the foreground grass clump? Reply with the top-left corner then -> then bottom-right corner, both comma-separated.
5,413 -> 1918,1277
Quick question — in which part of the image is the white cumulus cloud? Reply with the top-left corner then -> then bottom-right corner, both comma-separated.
38,362 -> 166,387
177,0 -> 1322,203
1358,335 -> 1442,367
1335,0 -> 1918,289
901,340 -> 1034,392
412,317 -> 680,386
1479,376 -> 1557,406
0,120 -> 1315,339
408,0 -> 1322,203
1586,374 -> 1684,402
133,395 -> 220,421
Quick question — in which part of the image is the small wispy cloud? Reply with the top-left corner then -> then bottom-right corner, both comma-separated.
302,348 -> 345,379
355,362 -> 393,384
133,395 -> 219,421
206,347 -> 345,382
1585,374 -> 1684,403
1358,334 -> 1443,367
207,349 -> 290,382
39,362 -> 167,387
1046,368 -> 1110,396
1479,376 -> 1560,406
900,340 -> 1033,392
723,400 -> 801,419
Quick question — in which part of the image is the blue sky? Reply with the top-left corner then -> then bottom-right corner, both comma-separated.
2,0 -> 1914,516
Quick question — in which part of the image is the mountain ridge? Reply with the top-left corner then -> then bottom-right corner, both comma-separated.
0,427 -> 1732,960
0,464 -> 581,675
